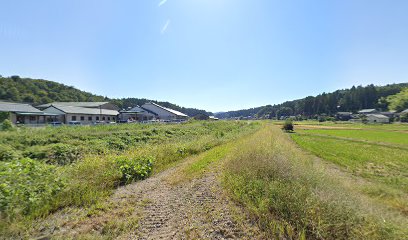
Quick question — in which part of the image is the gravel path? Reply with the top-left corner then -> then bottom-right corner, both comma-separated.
116,164 -> 262,239
29,153 -> 263,239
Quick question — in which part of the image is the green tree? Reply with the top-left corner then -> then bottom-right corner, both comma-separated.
387,88 -> 408,112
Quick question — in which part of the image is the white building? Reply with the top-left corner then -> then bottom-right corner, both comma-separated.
141,102 -> 189,121
42,103 -> 119,124
366,114 -> 389,123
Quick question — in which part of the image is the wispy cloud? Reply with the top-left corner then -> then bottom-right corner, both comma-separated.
158,0 -> 168,7
161,19 -> 171,34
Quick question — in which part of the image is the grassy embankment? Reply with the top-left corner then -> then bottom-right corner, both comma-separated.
0,121 -> 260,237
222,123 -> 407,239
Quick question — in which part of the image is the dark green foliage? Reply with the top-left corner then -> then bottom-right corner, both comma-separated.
0,158 -> 65,218
283,119 -> 294,132
47,143 -> 82,165
400,113 -> 408,122
0,145 -> 20,161
1,119 -> 13,131
0,112 -> 10,123
216,83 -> 408,119
115,156 -> 154,184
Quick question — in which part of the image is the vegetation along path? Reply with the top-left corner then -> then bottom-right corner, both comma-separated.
28,128 -> 264,239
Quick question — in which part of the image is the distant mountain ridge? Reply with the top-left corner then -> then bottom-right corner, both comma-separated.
0,75 -> 213,117
215,83 -> 408,119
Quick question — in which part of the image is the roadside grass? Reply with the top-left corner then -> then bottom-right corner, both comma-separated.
222,124 -> 407,239
0,121 -> 260,238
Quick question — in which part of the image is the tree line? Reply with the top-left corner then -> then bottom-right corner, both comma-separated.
215,83 -> 408,119
0,75 -> 212,117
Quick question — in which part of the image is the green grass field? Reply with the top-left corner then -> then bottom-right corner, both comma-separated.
291,122 -> 408,218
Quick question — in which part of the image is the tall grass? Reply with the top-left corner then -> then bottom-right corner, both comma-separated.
0,121 -> 260,237
223,124 -> 406,239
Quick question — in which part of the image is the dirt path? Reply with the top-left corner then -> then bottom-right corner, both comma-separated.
31,152 -> 263,239
118,163 -> 262,239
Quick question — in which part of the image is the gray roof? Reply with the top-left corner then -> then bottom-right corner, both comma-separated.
120,106 -> 149,114
367,114 -> 389,119
402,109 -> 408,113
37,102 -> 110,108
46,105 -> 118,115
336,112 -> 352,115
144,102 -> 188,117
358,109 -> 378,113
0,101 -> 44,114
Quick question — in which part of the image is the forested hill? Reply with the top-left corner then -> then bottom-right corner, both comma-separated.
216,83 -> 408,119
0,75 -> 212,116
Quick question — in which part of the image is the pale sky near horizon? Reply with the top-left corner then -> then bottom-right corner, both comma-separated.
1,0 -> 407,112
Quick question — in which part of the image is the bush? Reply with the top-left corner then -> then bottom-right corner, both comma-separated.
115,156 -> 154,184
47,143 -> 82,165
0,158 -> 65,218
0,145 -> 20,161
282,119 -> 294,132
1,119 -> 14,131
400,113 -> 408,122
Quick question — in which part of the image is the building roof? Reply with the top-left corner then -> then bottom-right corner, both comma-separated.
37,102 -> 110,108
336,112 -> 352,115
358,109 -> 378,114
144,102 -> 188,117
46,105 -> 119,116
367,114 -> 389,119
0,101 -> 44,114
402,109 -> 408,113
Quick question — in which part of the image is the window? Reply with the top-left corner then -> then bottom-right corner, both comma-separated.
113,117 -> 115,121
96,116 -> 99,121
71,116 -> 77,121
80,116 -> 85,121
88,116 -> 92,121
108,117 -> 110,121
102,117 -> 106,120
29,116 -> 36,121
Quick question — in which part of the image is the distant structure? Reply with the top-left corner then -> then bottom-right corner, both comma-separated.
0,101 -> 56,124
42,105 -> 119,124
37,102 -> 119,110
358,109 -> 379,115
335,112 -> 352,121
140,102 -> 189,121
366,114 -> 389,123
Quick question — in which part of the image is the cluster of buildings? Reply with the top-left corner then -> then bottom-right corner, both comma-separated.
336,108 -> 408,123
0,101 -> 189,125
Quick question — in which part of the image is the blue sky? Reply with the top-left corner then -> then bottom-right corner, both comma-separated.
1,0 -> 407,112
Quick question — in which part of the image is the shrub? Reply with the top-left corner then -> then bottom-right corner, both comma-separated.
115,156 -> 154,184
1,119 -> 14,131
0,158 -> 65,218
400,113 -> 408,122
47,143 -> 82,165
282,119 -> 294,132
0,145 -> 20,161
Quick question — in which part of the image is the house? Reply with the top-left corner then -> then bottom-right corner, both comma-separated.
335,112 -> 352,121
358,109 -> 379,115
380,111 -> 396,118
0,101 -> 57,124
141,102 -> 188,121
43,105 -> 119,124
209,116 -> 219,121
118,106 -> 156,122
366,114 -> 389,123
37,102 -> 119,111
